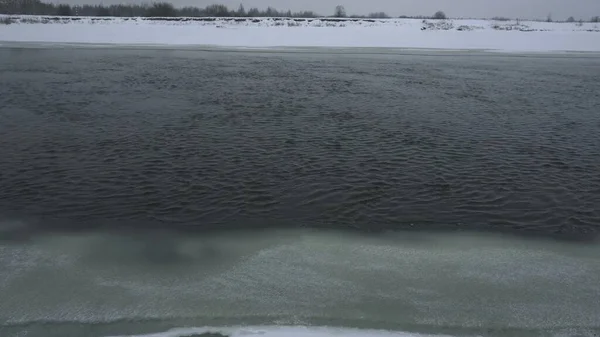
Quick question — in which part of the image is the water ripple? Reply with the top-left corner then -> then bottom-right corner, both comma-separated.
0,48 -> 599,238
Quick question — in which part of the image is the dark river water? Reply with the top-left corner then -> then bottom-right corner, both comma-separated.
1,47 -> 600,238
1,46 -> 600,337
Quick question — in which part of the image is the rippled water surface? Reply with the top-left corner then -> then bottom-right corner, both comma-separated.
1,47 -> 600,237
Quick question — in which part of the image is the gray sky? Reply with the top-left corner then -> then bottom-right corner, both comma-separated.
62,0 -> 600,20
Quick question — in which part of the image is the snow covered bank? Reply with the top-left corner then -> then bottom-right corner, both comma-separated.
1,15 -> 600,52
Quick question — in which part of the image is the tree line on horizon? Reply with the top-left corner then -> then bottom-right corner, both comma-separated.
1,0 -> 599,22
0,0 -> 441,19
0,0 -> 314,17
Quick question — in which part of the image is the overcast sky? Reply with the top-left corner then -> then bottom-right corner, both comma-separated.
59,0 -> 600,20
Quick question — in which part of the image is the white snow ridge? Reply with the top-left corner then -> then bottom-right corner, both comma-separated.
1,15 -> 600,52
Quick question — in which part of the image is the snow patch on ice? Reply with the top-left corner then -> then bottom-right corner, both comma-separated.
107,326 -> 455,337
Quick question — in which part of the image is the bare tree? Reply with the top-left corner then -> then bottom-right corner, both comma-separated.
334,5 -> 346,18
237,3 -> 246,17
546,13 -> 552,22
432,11 -> 446,20
56,3 -> 72,15
592,16 -> 600,23
368,12 -> 389,19
145,2 -> 177,17
204,4 -> 231,16
566,16 -> 575,22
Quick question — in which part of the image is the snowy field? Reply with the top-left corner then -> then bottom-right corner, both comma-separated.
1,15 -> 600,53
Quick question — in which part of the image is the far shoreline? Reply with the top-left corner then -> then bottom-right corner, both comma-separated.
2,41 -> 600,57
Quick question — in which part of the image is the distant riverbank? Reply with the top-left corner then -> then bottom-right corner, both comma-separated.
2,15 -> 600,52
